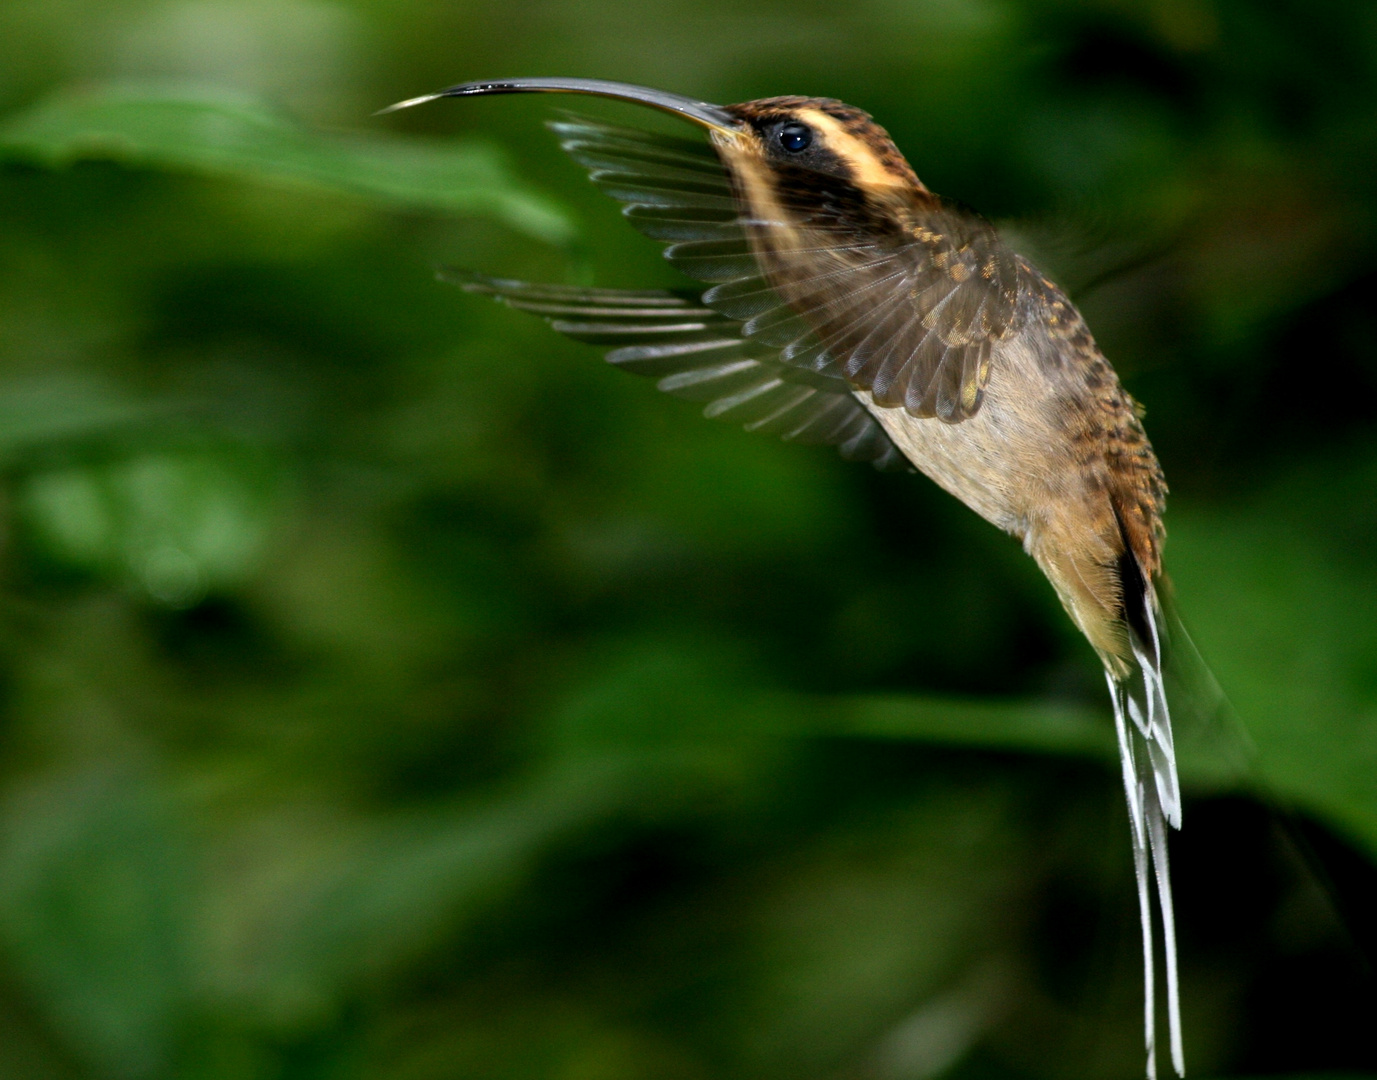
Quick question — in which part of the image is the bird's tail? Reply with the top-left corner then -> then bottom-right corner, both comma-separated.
1107,585 -> 1184,1080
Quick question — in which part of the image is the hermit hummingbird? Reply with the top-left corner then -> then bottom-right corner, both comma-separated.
383,78 -> 1184,1078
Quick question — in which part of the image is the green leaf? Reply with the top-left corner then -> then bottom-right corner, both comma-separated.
0,377 -> 164,457
0,768 -> 190,1080
541,636 -> 1244,787
814,693 -> 1113,756
17,447 -> 282,605
833,693 -> 1251,795
0,85 -> 575,243
198,755 -> 754,1025
1167,450 -> 1377,860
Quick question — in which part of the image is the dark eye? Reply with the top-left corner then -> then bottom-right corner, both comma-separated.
777,121 -> 812,153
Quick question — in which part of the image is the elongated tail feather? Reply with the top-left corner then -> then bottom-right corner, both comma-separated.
1108,591 -> 1184,1079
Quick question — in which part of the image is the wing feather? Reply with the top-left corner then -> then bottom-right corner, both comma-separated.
548,114 -> 1030,423
445,270 -> 907,470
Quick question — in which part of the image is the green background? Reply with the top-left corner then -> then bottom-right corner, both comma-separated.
0,0 -> 1374,1077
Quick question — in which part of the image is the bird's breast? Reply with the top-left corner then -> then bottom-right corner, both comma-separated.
856,329 -> 1147,660
852,334 -> 1079,541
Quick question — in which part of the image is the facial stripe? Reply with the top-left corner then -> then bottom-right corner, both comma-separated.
793,108 -> 915,194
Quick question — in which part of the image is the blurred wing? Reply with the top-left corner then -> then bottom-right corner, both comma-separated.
446,271 -> 908,470
550,115 -> 1023,423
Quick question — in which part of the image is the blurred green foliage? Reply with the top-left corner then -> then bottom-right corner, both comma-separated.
0,1 -> 1375,1078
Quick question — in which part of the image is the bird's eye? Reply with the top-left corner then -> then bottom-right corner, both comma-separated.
777,121 -> 812,153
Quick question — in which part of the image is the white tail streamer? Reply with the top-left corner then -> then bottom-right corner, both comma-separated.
1107,588 -> 1185,1078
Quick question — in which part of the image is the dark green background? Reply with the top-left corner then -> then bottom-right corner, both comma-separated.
0,1 -> 1374,1077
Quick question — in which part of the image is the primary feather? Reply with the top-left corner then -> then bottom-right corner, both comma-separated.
446,270 -> 908,468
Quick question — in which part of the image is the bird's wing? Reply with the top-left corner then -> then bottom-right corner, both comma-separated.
446,271 -> 909,470
550,115 -> 1023,423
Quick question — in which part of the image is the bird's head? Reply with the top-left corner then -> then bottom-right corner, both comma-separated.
715,95 -> 925,198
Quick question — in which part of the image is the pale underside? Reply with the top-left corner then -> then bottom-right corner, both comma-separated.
850,335 -> 1124,666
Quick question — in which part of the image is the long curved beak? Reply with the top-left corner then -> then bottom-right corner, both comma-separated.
378,77 -> 741,135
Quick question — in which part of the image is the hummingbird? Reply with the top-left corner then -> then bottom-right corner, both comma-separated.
383,78 -> 1183,1077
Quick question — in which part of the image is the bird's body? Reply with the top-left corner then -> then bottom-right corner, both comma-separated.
705,96 -> 1167,676
385,79 -> 1184,1078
